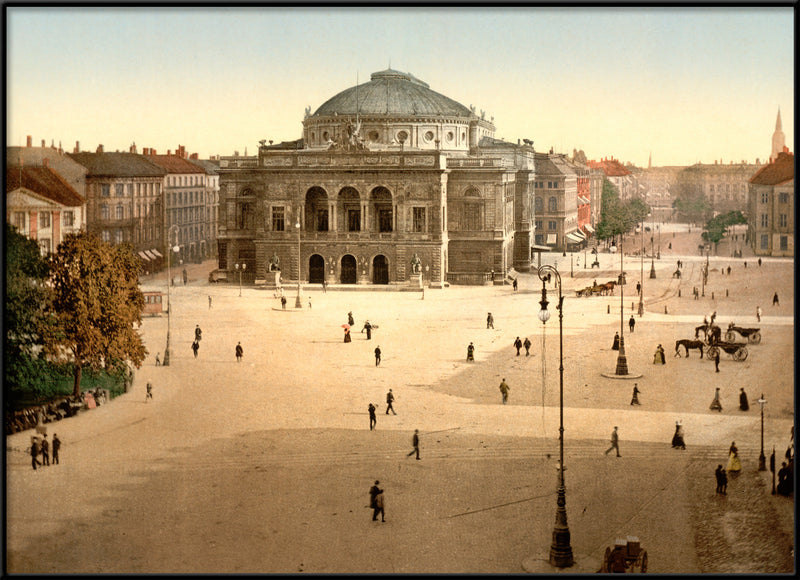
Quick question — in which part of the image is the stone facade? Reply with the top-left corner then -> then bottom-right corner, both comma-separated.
748,151 -> 794,257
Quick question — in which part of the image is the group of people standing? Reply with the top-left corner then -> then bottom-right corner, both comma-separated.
30,433 -> 61,470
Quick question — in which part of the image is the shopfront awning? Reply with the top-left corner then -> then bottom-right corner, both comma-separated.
531,244 -> 551,252
546,234 -> 557,245
566,233 -> 584,243
138,251 -> 151,261
584,224 -> 595,233
145,250 -> 157,260
573,229 -> 586,239
151,249 -> 163,258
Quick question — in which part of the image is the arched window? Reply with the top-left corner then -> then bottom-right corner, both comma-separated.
101,204 -> 110,220
548,197 -> 558,212
534,197 -> 543,212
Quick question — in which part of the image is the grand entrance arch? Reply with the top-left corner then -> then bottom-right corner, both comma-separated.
340,255 -> 357,284
373,255 -> 389,284
309,254 -> 325,283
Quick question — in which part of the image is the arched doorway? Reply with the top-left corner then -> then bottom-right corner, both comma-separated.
309,254 -> 325,284
373,255 -> 389,284
340,255 -> 357,284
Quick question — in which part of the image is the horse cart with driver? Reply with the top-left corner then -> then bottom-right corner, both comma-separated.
706,341 -> 748,362
600,537 -> 648,573
725,323 -> 761,344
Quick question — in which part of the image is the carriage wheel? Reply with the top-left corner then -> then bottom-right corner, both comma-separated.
706,346 -> 719,360
734,346 -> 748,361
725,330 -> 736,342
750,331 -> 761,344
602,547 -> 611,573
640,551 -> 648,573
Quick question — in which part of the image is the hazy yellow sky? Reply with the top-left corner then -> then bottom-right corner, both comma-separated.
6,7 -> 794,166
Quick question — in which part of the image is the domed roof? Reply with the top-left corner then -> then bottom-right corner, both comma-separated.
312,69 -> 472,118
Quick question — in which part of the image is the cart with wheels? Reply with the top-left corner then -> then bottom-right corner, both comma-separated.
600,537 -> 648,573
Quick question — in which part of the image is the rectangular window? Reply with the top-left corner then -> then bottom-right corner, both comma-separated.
115,230 -> 124,244
272,206 -> 285,231
115,184 -> 124,196
548,220 -> 557,230
39,211 -> 51,228
761,214 -> 769,227
535,220 -> 543,231
779,214 -> 787,227
63,211 -> 74,227
116,206 -> 124,219
39,239 -> 50,255
317,209 -> 328,231
128,183 -> 135,196
760,234 -> 769,249
761,192 -> 769,203
379,209 -> 393,233
779,192 -> 789,204
348,209 -> 361,232
535,234 -> 543,244
413,207 -> 426,233
101,205 -> 110,220
463,204 -> 480,230
780,235 -> 788,251
13,212 -> 26,230
102,230 -> 111,242
101,184 -> 110,197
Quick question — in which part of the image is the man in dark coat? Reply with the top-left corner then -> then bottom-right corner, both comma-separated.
407,429 -> 420,460
369,481 -> 385,522
40,434 -> 50,466
385,389 -> 396,415
514,337 -> 523,356
52,434 -> 61,465
374,345 -> 381,366
629,315 -> 636,332
368,403 -> 377,431
739,388 -> 749,411
362,320 -> 372,340
30,438 -> 41,470
612,332 -> 620,350
523,337 -> 532,356
235,342 -> 244,362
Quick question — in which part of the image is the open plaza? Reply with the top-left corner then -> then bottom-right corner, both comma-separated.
5,225 -> 794,573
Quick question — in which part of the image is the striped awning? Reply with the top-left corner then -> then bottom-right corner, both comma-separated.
546,234 -> 557,245
151,249 -> 163,258
572,229 -> 586,240
138,251 -> 151,261
584,224 -> 595,233
566,233 -> 584,243
144,250 -> 158,260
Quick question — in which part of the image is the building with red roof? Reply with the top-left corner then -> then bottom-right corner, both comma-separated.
748,149 -> 794,257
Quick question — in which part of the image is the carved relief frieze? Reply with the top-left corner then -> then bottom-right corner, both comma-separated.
262,156 -> 293,167
405,156 -> 435,166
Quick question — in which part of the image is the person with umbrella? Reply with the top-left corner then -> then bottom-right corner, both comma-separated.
343,324 -> 352,343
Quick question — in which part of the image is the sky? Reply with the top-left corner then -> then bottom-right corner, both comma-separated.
6,6 -> 794,167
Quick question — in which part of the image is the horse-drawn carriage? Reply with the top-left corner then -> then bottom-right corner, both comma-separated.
574,280 -> 616,297
706,341 -> 748,362
725,323 -> 761,344
599,537 -> 648,573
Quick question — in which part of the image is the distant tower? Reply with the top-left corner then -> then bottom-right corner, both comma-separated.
648,151 -> 652,169
770,108 -> 785,162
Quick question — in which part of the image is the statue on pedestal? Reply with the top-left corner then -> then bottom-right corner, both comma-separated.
269,253 -> 280,272
410,253 -> 421,274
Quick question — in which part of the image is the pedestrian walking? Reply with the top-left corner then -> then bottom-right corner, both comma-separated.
629,315 -> 636,333
466,342 -> 475,362
385,389 -> 396,415
322,279 -> 327,293
744,261 -> 747,268
362,320 -> 372,339
235,342 -> 243,362
195,324 -> 202,342
40,434 -> 50,466
499,378 -> 510,404
191,340 -> 199,358
713,350 -> 720,372
182,268 -> 188,285
368,403 -> 377,430
756,305 -> 762,322
208,295 -> 212,309
369,481 -> 385,522
671,421 -> 686,449
605,426 -> 621,457
514,336 -> 523,356
726,441 -> 742,474
281,296 -> 287,310
51,433 -> 61,465
773,292 -> 779,306
739,388 -> 749,411
523,337 -> 531,356
612,332 -> 620,351
308,296 -> 312,309
146,382 -> 153,402
155,353 -> 161,366
709,387 -> 722,411
344,327 -> 352,343
374,345 -> 382,366
727,265 -> 731,275
630,383 -> 641,405
636,281 -> 641,295
348,311 -> 355,326
513,278 -> 518,291
758,257 -> 762,267
30,437 -> 41,470
407,429 -> 420,459
653,344 -> 665,364
715,465 -> 728,494
486,312 -> 494,329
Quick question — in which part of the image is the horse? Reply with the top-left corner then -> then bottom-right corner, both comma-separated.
601,281 -> 616,295
675,339 -> 705,358
695,324 -> 721,343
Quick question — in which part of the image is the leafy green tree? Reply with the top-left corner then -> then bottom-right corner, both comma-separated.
672,178 -> 711,223
702,210 -> 747,251
596,180 -> 651,245
5,224 -> 53,396
46,232 -> 147,396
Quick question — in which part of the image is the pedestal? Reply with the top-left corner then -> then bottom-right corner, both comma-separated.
408,273 -> 423,288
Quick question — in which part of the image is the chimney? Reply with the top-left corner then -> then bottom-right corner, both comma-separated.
190,153 -> 198,160
130,142 -> 137,154
26,135 -> 32,147
74,141 -> 80,153
151,149 -> 156,155
167,150 -> 171,155
42,139 -> 46,147
96,144 -> 104,154
58,141 -> 63,154
43,158 -> 49,167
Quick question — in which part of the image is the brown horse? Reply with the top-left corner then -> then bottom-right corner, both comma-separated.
675,339 -> 705,358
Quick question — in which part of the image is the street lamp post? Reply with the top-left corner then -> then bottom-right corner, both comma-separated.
615,238 -> 629,375
537,264 -> 574,569
295,219 -> 302,308
639,221 -> 644,316
235,263 -> 246,296
163,225 -> 180,367
758,394 -> 767,471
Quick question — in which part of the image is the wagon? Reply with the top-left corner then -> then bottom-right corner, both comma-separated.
725,324 -> 761,344
600,537 -> 648,573
706,341 -> 748,362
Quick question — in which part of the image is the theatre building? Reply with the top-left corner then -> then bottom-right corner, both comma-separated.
216,69 -> 537,287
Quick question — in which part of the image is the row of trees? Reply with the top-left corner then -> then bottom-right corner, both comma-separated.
701,210 -> 747,251
595,179 -> 650,243
6,225 -> 147,402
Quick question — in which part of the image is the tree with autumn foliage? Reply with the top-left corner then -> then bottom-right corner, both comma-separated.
46,232 -> 147,396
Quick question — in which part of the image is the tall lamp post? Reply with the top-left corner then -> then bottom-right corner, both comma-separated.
757,394 -> 767,471
295,218 -> 303,308
638,221 -> 644,316
537,264 -> 574,569
649,215 -> 656,279
235,263 -> 246,296
615,238 -> 629,375
163,225 -> 180,367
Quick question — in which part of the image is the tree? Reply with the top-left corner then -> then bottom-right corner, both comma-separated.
702,210 -> 747,252
596,179 -> 651,244
46,232 -> 147,396
5,224 -> 53,394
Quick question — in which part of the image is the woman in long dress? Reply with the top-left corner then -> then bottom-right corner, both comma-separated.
671,421 -> 686,449
726,441 -> 742,473
709,387 -> 723,411
343,327 -> 352,343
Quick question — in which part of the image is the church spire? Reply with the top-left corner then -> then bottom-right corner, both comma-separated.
775,107 -> 782,131
770,107 -> 785,162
